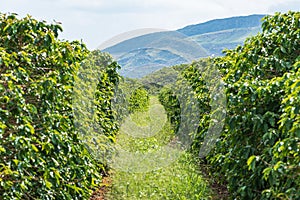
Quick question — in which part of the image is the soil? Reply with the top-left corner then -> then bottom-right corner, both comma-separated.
89,176 -> 112,200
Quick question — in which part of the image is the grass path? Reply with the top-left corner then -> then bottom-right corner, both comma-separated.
106,97 -> 212,200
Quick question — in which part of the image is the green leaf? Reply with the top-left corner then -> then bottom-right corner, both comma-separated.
31,144 -> 39,152
0,146 -> 6,153
20,181 -> 28,190
262,167 -> 272,180
247,155 -> 255,166
247,155 -> 257,170
25,123 -> 35,134
45,180 -> 52,189
274,161 -> 283,171
12,159 -> 19,165
280,46 -> 287,54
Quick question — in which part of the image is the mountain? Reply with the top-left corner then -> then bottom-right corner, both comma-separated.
190,26 -> 261,57
177,14 -> 264,36
102,14 -> 265,78
117,48 -> 187,79
179,14 -> 264,56
104,31 -> 209,60
104,31 -> 208,78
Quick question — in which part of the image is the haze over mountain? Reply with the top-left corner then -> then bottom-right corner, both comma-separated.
103,14 -> 265,78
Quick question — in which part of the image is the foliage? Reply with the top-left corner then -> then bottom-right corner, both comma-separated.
210,11 -> 300,199
73,50 -> 121,162
181,59 -> 219,155
160,11 -> 300,199
158,87 -> 181,131
141,66 -> 180,95
95,54 -> 120,139
0,13 -> 120,199
208,11 -> 299,199
1,10 -> 299,200
128,87 -> 150,113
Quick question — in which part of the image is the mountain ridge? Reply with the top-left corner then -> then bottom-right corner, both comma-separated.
103,14 -> 266,78
177,14 -> 265,36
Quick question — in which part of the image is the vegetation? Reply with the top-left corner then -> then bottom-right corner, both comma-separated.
108,97 -> 211,200
210,12 -> 300,199
0,14 -> 120,199
1,10 -> 299,200
158,87 -> 181,131
74,50 -> 121,153
161,11 -> 300,199
108,153 -> 211,200
128,87 -> 150,113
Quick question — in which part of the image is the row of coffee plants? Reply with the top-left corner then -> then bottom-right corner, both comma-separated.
161,11 -> 299,199
0,13 -> 120,199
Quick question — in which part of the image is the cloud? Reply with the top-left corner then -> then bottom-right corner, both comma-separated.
268,0 -> 300,13
0,0 -> 299,49
62,0 -> 175,14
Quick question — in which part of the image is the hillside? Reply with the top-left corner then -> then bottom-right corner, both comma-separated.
103,14 -> 265,78
177,14 -> 264,36
104,31 -> 208,78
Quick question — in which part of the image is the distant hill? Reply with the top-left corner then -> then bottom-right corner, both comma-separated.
117,47 -> 187,79
190,26 -> 261,56
177,14 -> 264,36
104,31 -> 208,78
104,31 -> 209,60
102,14 -> 265,78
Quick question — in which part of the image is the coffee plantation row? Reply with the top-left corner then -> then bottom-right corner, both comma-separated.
0,13 -> 120,199
160,11 -> 299,199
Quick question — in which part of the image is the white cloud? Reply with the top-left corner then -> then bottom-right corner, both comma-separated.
0,0 -> 299,49
268,0 -> 300,13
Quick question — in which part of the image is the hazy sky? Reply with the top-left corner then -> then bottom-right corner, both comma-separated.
1,0 -> 299,49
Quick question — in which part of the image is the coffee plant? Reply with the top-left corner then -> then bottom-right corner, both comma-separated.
160,11 -> 299,199
0,13 -> 120,199
210,11 -> 299,199
128,87 -> 150,113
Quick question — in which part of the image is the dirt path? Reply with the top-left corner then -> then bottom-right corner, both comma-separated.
90,177 -> 111,200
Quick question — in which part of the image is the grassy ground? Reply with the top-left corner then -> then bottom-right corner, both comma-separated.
106,97 -> 212,200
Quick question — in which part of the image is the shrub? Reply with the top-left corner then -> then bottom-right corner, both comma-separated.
0,13 -> 119,199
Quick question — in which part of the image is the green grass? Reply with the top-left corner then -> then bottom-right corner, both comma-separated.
108,153 -> 211,200
107,97 -> 212,199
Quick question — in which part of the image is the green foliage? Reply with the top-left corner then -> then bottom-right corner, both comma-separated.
207,12 -> 299,199
209,12 -> 300,199
73,50 -> 121,162
0,13 -> 119,199
95,58 -> 120,139
81,50 -> 120,138
1,10 -> 298,200
158,87 -> 181,131
158,60 -> 219,151
181,59 -> 219,155
141,66 -> 182,95
159,11 -> 300,199
128,87 -> 150,113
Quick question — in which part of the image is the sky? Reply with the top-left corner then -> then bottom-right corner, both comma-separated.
1,0 -> 299,50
